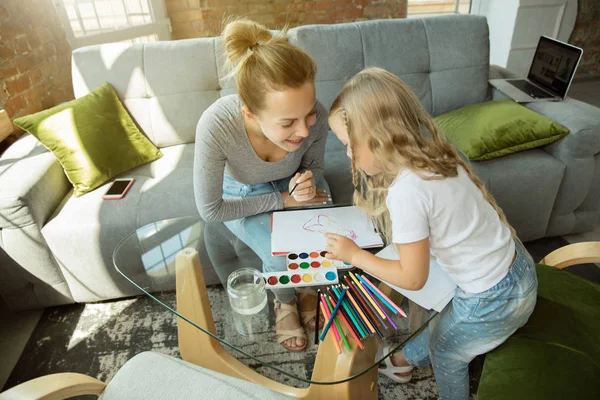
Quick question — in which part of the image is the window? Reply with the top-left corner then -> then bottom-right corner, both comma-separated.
407,0 -> 472,18
53,0 -> 171,48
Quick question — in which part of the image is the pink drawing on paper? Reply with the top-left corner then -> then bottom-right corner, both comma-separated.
302,214 -> 358,240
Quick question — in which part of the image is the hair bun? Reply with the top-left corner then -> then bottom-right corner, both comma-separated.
222,19 -> 272,65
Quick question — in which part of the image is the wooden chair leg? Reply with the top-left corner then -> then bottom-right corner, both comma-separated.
175,248 -> 379,400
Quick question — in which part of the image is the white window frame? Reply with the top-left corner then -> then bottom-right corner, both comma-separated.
407,0 -> 472,18
53,0 -> 171,48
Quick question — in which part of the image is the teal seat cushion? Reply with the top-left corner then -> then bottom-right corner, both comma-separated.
478,264 -> 600,400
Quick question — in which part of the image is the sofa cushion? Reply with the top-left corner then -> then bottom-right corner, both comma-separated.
13,83 -> 163,197
289,15 -> 489,115
41,146 -> 202,303
100,351 -> 292,399
436,99 -> 569,160
72,40 -> 221,148
477,264 -> 600,400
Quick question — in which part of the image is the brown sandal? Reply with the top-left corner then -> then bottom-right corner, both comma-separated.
297,288 -> 324,330
274,299 -> 307,352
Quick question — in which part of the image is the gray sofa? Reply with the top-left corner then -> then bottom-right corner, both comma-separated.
1,15 -> 599,311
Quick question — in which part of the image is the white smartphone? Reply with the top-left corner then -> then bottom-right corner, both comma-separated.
102,178 -> 135,200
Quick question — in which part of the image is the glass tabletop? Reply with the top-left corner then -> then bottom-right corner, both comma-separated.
112,215 -> 438,387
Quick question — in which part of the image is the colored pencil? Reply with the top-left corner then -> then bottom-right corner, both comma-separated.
327,288 -> 363,340
361,280 -> 399,330
357,274 -> 398,315
360,274 -> 408,318
329,287 -> 367,339
328,296 -> 364,350
319,301 -> 341,354
342,284 -> 385,339
349,271 -> 387,319
319,290 -> 346,342
314,289 -> 321,345
324,294 -> 351,352
344,276 -> 382,327
340,284 -> 375,334
331,285 -> 369,338
349,280 -> 388,329
320,294 -> 341,343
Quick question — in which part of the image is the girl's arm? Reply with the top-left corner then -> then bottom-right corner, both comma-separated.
326,234 -> 430,290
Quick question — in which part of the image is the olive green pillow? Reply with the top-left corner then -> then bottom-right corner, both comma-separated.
14,82 -> 162,197
435,99 -> 569,161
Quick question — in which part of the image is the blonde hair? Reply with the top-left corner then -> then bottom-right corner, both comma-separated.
222,19 -> 316,113
330,67 -> 515,243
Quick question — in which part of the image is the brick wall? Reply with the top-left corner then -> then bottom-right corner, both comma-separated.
569,0 -> 600,76
0,0 -> 74,151
166,0 -> 407,40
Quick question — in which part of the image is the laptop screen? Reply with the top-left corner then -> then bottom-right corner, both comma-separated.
528,36 -> 582,97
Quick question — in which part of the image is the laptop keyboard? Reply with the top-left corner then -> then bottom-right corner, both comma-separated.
508,80 -> 553,99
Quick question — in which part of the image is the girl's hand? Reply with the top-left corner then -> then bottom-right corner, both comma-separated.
288,170 -> 316,202
325,233 -> 361,264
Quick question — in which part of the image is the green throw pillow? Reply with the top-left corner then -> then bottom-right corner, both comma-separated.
435,99 -> 569,161
14,82 -> 162,197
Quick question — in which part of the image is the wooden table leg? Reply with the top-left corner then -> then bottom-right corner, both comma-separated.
175,248 -> 379,400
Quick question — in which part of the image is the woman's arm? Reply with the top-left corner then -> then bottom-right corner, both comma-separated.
326,235 -> 430,290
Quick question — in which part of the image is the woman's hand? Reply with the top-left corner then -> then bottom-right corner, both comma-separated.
288,170 -> 317,202
283,188 -> 330,208
325,233 -> 362,264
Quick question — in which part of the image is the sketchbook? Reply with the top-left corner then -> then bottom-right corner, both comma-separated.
370,245 -> 456,312
270,206 -> 384,256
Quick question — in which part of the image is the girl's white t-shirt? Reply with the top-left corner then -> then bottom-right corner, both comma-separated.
386,166 -> 515,293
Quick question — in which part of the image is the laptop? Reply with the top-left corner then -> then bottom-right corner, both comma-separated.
489,36 -> 583,103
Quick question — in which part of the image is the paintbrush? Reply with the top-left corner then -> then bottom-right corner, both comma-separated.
284,159 -> 315,205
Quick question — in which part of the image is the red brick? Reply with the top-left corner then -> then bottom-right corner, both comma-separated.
0,4 -> 9,19
29,67 -> 44,83
5,75 -> 31,96
3,95 -> 27,118
0,66 -> 19,80
37,27 -> 53,44
27,32 -> 42,49
166,0 -> 189,13
15,52 -> 37,74
42,43 -> 57,58
13,36 -> 31,53
170,9 -> 208,22
188,0 -> 201,9
0,43 -> 16,59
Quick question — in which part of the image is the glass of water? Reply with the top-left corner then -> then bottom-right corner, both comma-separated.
226,268 -> 269,336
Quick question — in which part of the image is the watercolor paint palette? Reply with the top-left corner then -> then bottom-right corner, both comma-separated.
262,268 -> 339,289
287,251 -> 354,271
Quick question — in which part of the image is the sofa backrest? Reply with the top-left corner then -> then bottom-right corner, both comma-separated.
289,15 -> 490,115
71,15 -> 489,148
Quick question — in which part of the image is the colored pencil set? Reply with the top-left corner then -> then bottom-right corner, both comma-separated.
315,271 -> 407,353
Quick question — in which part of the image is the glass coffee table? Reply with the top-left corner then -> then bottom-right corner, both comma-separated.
113,216 -> 438,399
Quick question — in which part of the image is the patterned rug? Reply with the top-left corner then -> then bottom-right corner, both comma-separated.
5,237 -> 599,399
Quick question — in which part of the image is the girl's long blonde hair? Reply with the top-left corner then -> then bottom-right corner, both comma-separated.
222,19 -> 316,113
330,67 -> 515,243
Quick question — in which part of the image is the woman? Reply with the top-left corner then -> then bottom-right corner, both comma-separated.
194,19 -> 330,352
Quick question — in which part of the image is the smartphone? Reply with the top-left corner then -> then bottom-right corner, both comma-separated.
102,178 -> 135,200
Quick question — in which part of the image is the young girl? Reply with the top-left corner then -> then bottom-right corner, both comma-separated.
325,67 -> 538,399
194,20 -> 330,352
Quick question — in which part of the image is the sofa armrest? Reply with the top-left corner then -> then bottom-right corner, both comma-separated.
0,373 -> 106,400
526,98 -> 600,158
0,135 -> 70,229
489,64 -> 520,80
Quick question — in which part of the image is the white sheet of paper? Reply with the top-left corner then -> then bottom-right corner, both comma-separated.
369,245 -> 456,311
271,206 -> 383,255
